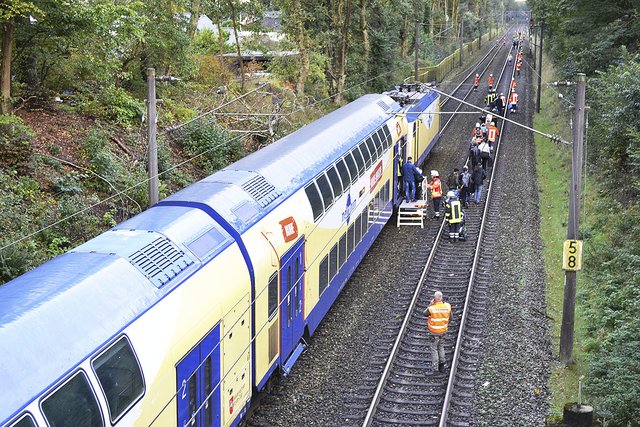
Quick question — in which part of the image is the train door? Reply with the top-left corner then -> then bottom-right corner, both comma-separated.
280,238 -> 305,360
177,325 -> 221,427
395,137 -> 406,202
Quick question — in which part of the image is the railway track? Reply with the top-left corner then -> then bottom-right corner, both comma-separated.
352,34 -> 519,427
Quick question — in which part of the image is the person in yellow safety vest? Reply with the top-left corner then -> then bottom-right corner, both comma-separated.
474,73 -> 479,91
509,91 -> 519,113
444,191 -> 464,240
488,74 -> 494,90
485,90 -> 497,109
425,170 -> 442,218
423,291 -> 452,374
487,121 -> 499,149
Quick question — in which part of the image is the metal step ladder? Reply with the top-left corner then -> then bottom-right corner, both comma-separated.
397,199 -> 427,228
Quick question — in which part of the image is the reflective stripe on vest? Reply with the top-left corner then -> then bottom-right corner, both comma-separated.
432,179 -> 442,198
510,93 -> 518,104
488,128 -> 498,142
449,200 -> 463,223
428,301 -> 452,334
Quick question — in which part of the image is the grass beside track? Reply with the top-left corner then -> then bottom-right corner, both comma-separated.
533,56 -> 588,416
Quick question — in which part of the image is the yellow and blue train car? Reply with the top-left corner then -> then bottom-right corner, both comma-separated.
0,87 -> 439,427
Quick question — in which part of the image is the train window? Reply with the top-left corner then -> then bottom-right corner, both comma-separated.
381,126 -> 392,148
8,414 -> 36,427
359,141 -> 372,168
351,146 -> 365,175
326,166 -> 343,198
339,233 -> 347,267
347,223 -> 355,255
319,255 -> 329,295
305,183 -> 324,221
365,137 -> 378,163
92,337 -> 145,423
315,173 -> 334,210
335,158 -> 351,189
344,153 -> 358,184
268,272 -> 278,318
41,371 -> 104,427
362,209 -> 369,233
329,243 -> 338,280
376,129 -> 387,150
371,132 -> 383,156
354,215 -> 362,244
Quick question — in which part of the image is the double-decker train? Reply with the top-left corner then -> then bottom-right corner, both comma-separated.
0,83 -> 439,427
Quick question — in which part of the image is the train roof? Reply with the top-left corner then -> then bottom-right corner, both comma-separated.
0,92 -> 443,422
163,94 -> 404,233
0,252 -> 157,421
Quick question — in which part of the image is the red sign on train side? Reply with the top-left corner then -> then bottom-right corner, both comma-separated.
370,161 -> 383,192
279,216 -> 298,242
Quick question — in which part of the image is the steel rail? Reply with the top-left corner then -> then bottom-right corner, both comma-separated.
438,29 -> 521,427
361,30 -> 512,427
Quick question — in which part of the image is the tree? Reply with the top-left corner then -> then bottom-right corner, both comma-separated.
277,0 -> 312,95
0,0 -> 41,114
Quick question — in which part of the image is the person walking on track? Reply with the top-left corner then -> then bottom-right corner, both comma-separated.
423,291 -> 452,374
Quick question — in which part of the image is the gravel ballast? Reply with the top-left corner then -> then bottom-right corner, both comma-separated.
245,34 -> 551,427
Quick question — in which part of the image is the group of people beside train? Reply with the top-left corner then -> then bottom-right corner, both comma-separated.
400,159 -> 486,242
421,30 -> 528,378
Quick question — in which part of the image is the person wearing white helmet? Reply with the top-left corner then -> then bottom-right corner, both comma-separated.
474,73 -> 479,91
425,170 -> 443,218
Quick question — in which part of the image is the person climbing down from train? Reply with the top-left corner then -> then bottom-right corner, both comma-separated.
473,73 -> 479,91
509,90 -> 519,113
401,157 -> 422,202
487,121 -> 499,150
472,162 -> 487,204
488,74 -> 494,91
459,165 -> 472,208
423,291 -> 452,374
425,170 -> 442,218
397,156 -> 404,196
444,191 -> 464,240
446,168 -> 460,197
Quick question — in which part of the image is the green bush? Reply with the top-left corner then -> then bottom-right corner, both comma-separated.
179,124 -> 243,176
0,115 -> 35,175
76,85 -> 143,127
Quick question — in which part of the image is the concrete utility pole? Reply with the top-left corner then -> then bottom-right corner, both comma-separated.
415,20 -> 421,81
536,23 -> 544,113
146,68 -> 159,207
560,73 -> 587,364
459,19 -> 464,67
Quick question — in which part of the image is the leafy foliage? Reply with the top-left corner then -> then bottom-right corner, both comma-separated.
0,115 -> 35,175
582,202 -> 640,424
179,124 -> 243,176
587,50 -> 640,200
